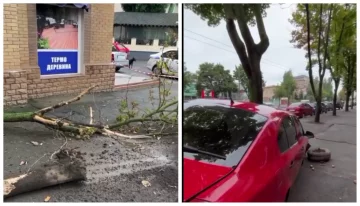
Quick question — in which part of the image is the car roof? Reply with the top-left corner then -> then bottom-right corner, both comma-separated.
184,99 -> 291,118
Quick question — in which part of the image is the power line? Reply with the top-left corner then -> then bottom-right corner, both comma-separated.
184,34 -> 288,71
185,35 -> 289,71
184,29 -> 292,71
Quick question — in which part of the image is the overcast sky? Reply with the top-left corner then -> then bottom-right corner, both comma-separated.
184,4 -> 333,87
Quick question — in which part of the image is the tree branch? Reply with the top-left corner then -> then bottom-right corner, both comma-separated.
233,5 -> 256,51
254,4 -> 270,55
36,85 -> 98,115
305,4 -> 317,99
225,19 -> 252,78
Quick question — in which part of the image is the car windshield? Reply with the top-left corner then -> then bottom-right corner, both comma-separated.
183,102 -> 268,167
289,102 -> 301,107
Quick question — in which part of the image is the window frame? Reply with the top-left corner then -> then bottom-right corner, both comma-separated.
38,6 -> 85,79
277,122 -> 290,153
282,116 -> 298,147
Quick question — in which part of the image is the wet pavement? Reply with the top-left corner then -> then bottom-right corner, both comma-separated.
288,109 -> 356,202
4,83 -> 178,202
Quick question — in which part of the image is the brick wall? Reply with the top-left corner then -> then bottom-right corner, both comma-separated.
3,4 -> 115,105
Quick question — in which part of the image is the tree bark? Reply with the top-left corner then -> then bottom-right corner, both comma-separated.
4,159 -> 85,198
332,79 -> 340,116
225,4 -> 269,104
351,91 -> 354,109
345,89 -> 351,111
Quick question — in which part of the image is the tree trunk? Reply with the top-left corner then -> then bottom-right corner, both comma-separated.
345,91 -> 351,111
332,80 -> 340,116
351,91 -> 354,109
4,158 -> 85,198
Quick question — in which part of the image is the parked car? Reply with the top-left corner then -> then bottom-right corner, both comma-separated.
308,103 -> 316,114
309,102 -> 327,114
335,101 -> 344,110
183,99 -> 314,202
286,102 -> 313,118
323,102 -> 333,111
146,49 -> 178,76
112,43 -> 129,72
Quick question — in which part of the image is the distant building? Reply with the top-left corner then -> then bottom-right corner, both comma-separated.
113,5 -> 178,60
263,85 -> 277,102
294,75 -> 309,96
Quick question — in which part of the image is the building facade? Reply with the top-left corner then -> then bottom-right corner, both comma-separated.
113,12 -> 178,60
294,75 -> 309,96
4,4 -> 115,105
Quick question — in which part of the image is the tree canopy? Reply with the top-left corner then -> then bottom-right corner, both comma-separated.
121,4 -> 168,13
195,63 -> 238,97
184,63 -> 197,88
273,70 -> 297,100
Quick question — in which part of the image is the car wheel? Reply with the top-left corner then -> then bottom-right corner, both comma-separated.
307,148 -> 331,162
153,66 -> 162,76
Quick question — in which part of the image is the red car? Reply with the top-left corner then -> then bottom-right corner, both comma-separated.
183,99 -> 314,202
286,102 -> 313,118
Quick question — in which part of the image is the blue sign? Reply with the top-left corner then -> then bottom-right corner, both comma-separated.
38,50 -> 78,75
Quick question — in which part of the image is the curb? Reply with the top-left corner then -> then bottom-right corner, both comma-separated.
126,67 -> 178,80
113,80 -> 160,91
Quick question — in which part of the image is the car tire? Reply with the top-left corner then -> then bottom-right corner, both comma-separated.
115,66 -> 121,72
153,66 -> 162,76
307,148 -> 331,162
285,189 -> 290,202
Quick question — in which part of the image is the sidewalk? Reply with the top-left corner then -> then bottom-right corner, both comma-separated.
289,109 -> 356,202
4,84 -> 178,202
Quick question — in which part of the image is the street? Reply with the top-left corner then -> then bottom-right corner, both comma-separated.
4,82 -> 178,202
289,109 -> 356,202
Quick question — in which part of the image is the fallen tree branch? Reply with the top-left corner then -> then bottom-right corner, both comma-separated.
36,85 -> 98,115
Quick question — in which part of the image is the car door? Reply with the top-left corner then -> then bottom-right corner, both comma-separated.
169,50 -> 178,75
275,122 -> 293,201
282,116 -> 302,185
291,116 -> 307,171
304,104 -> 311,115
161,51 -> 174,74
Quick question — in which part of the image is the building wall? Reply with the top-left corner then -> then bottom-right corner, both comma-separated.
294,75 -> 309,96
114,4 -> 178,13
263,86 -> 276,101
4,4 -> 115,105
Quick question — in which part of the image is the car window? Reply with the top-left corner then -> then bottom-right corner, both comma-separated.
292,116 -> 305,138
174,50 -> 178,60
282,116 -> 297,146
183,103 -> 268,167
277,124 -> 289,153
165,51 -> 176,59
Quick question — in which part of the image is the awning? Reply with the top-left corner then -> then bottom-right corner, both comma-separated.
57,4 -> 90,12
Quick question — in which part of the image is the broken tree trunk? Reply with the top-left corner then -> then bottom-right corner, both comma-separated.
4,156 -> 86,198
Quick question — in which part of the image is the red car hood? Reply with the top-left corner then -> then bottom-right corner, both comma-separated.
183,158 -> 232,201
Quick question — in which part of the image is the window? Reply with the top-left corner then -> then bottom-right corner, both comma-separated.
277,124 -> 289,153
293,116 -> 305,137
183,102 -> 268,167
283,116 -> 297,146
163,51 -> 177,59
36,4 -> 84,76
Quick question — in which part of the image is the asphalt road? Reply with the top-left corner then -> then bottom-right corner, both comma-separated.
118,61 -> 152,78
4,83 -> 179,202
288,109 -> 356,202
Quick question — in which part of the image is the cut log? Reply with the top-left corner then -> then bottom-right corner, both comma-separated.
4,159 -> 86,198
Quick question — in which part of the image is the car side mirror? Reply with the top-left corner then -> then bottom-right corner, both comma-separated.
305,131 -> 314,139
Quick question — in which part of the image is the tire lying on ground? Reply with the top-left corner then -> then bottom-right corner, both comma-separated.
307,147 -> 331,162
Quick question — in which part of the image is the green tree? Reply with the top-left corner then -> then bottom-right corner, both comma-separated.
299,90 -> 304,100
233,65 -> 265,98
273,70 -> 297,102
326,4 -> 356,115
186,4 -> 270,103
291,4 -> 333,122
338,88 -> 346,101
274,85 -> 286,99
322,77 -> 333,101
121,4 -> 168,13
184,63 -> 197,88
196,63 -> 238,98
